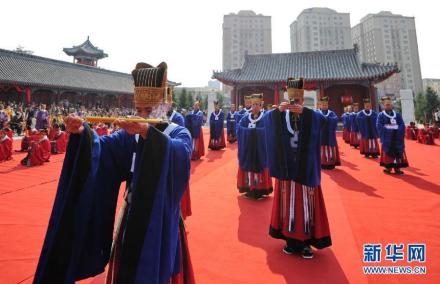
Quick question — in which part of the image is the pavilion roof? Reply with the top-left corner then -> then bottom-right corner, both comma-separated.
213,48 -> 399,85
63,37 -> 108,59
0,48 -> 180,94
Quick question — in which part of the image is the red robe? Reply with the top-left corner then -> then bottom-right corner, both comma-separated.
20,130 -> 39,151
50,131 -> 67,154
21,137 -> 51,166
270,180 -> 331,249
430,127 -> 439,139
405,126 -> 418,140
0,136 -> 13,162
191,133 -> 205,160
208,129 -> 226,150
180,185 -> 192,220
417,128 -> 435,145
4,128 -> 13,139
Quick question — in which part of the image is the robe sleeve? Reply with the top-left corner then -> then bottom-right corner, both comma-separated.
376,113 -> 385,142
264,109 -> 289,179
34,125 -> 135,283
237,117 -> 266,172
168,127 -> 192,204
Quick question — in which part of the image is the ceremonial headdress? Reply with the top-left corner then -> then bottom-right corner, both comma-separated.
244,96 -> 252,105
319,96 -> 329,103
250,94 -> 263,104
381,96 -> 392,103
132,62 -> 168,108
287,77 -> 304,101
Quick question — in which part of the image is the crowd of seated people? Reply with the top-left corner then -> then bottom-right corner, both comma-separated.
0,100 -> 137,166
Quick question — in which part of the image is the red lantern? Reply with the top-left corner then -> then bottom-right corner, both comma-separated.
341,95 -> 353,106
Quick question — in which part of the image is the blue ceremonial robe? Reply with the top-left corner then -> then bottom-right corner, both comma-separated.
319,110 -> 338,147
209,110 -> 224,140
377,110 -> 405,158
264,108 -> 324,187
226,111 -> 237,137
237,112 -> 267,173
349,112 -> 359,132
185,110 -> 203,139
170,111 -> 185,127
34,123 -> 192,284
343,112 -> 352,130
356,110 -> 379,139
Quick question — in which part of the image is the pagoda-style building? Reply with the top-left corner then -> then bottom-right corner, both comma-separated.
0,47 -> 179,107
63,37 -> 107,67
213,47 -> 399,117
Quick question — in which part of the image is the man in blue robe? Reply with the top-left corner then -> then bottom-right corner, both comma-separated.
342,105 -> 352,144
185,101 -> 205,160
317,97 -> 341,169
34,62 -> 195,284
237,94 -> 273,199
208,100 -> 226,150
349,103 -> 360,148
265,78 -> 332,259
226,104 -> 238,143
377,96 -> 409,175
168,108 -> 185,127
356,98 -> 380,158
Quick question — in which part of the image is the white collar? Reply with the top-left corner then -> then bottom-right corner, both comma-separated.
248,111 -> 264,125
39,135 -> 48,143
1,136 -> 9,142
382,110 -> 396,119
170,110 -> 177,121
213,109 -> 222,118
285,110 -> 297,135
319,109 -> 331,117
362,109 -> 373,116
193,110 -> 202,115
163,122 -> 178,136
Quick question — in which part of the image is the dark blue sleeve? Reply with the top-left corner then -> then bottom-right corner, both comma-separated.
168,127 -> 192,204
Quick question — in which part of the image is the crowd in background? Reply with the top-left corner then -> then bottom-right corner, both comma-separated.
0,100 -> 136,136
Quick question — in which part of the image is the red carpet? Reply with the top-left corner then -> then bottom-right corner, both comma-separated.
0,131 -> 439,284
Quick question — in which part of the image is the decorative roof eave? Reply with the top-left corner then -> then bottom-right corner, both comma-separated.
0,79 -> 132,95
0,78 -> 181,94
213,68 -> 399,86
63,37 -> 108,59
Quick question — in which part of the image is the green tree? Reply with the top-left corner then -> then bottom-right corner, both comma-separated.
202,95 -> 208,110
216,92 -> 225,108
394,98 -> 402,113
424,87 -> 440,122
414,92 -> 426,122
187,91 -> 194,109
195,92 -> 203,105
171,88 -> 177,108
178,88 -> 188,110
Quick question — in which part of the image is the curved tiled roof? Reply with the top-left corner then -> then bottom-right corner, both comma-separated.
0,49 -> 179,94
213,48 -> 399,85
63,37 -> 108,59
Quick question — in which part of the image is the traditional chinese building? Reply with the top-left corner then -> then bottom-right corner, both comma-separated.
213,47 -> 399,116
0,38 -> 179,107
63,36 -> 108,67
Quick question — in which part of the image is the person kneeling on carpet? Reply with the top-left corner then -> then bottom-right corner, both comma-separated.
21,129 -> 51,167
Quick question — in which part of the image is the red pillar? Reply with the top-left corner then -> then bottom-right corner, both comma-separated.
231,86 -> 236,107
274,84 -> 279,105
25,87 -> 31,105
